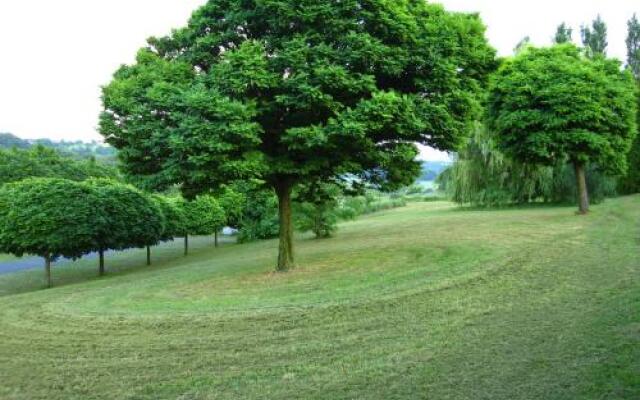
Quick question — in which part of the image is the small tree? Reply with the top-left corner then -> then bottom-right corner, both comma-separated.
488,45 -> 638,214
294,182 -> 340,239
88,179 -> 164,274
0,178 -> 97,287
150,195 -> 188,265
183,195 -> 225,255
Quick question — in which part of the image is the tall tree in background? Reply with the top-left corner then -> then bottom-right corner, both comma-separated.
488,45 -> 637,214
100,0 -> 496,271
554,23 -> 573,44
581,15 -> 608,57
627,14 -> 640,79
619,14 -> 640,193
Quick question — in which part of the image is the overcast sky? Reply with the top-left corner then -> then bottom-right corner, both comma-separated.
0,0 -> 638,161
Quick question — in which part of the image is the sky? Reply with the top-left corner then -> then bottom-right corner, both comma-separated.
0,0 -> 638,162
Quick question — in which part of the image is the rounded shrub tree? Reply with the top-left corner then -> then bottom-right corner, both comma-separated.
488,44 -> 638,214
183,195 -> 226,255
0,178 -> 97,287
87,179 -> 165,274
150,195 -> 188,263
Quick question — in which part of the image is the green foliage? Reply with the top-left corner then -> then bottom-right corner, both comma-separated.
581,15 -> 608,58
628,14 -> 640,79
0,178 -> 98,259
294,183 -> 340,239
488,44 -> 637,175
439,126 -> 618,207
619,17 -> 640,194
100,0 -> 496,268
152,195 -> 188,240
184,195 -> 226,236
335,192 -> 407,221
236,189 -> 280,243
87,179 -> 164,251
554,23 -> 573,44
0,133 -> 117,161
217,186 -> 246,228
0,146 -> 119,186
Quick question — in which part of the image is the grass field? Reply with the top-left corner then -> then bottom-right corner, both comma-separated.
0,197 -> 638,399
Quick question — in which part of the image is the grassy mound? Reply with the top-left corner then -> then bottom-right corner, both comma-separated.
0,198 -> 638,399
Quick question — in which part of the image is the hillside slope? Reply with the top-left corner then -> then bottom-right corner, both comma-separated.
0,198 -> 638,399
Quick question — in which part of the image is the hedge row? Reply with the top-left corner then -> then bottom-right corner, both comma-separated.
0,178 -> 225,287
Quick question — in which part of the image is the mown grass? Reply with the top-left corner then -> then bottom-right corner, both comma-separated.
0,198 -> 638,399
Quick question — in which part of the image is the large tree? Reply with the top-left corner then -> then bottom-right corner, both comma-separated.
488,45 -> 637,214
100,0 -> 496,271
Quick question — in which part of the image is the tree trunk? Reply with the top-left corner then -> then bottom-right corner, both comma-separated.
146,246 -> 151,266
44,254 -> 51,288
275,181 -> 295,271
184,235 -> 189,256
99,249 -> 105,276
574,162 -> 589,214
214,231 -> 219,248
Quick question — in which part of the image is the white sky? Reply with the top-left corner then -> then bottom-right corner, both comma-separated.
0,0 -> 638,161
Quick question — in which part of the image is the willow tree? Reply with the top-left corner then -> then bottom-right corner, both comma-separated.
100,0 -> 496,271
488,45 -> 637,214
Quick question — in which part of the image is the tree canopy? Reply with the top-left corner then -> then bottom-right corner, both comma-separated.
0,178 -> 97,260
87,179 -> 165,274
0,179 -> 99,287
184,195 -> 226,237
100,0 -> 496,270
488,44 -> 637,213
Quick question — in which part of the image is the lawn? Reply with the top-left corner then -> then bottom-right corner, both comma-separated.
0,197 -> 638,399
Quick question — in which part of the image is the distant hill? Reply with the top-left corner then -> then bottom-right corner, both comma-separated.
0,132 -> 116,162
0,133 -> 30,149
419,161 -> 451,182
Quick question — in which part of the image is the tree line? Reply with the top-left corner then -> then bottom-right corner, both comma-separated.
0,178 -> 233,287
0,147 -> 413,287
